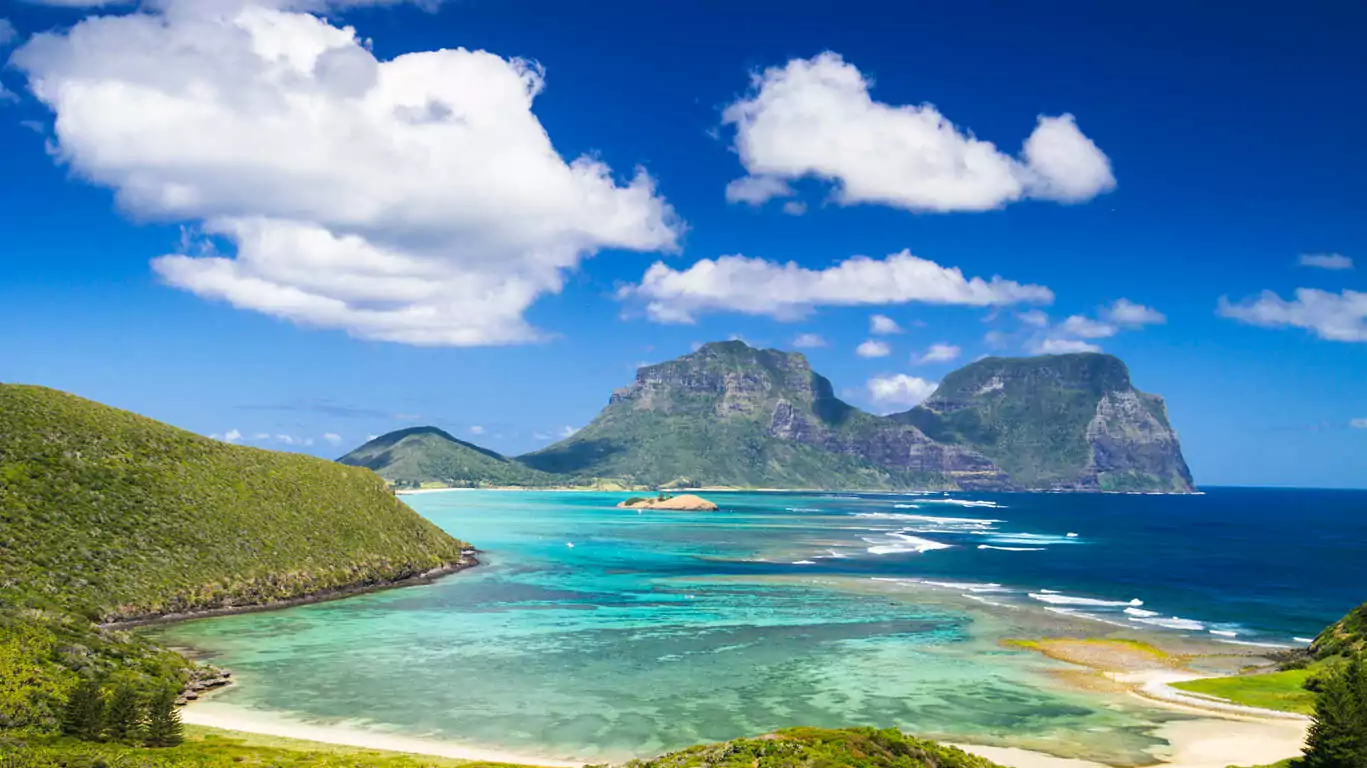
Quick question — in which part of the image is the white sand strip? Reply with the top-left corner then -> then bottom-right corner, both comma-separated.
181,704 -> 580,767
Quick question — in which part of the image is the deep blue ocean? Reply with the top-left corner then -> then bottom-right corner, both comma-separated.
152,487 -> 1367,764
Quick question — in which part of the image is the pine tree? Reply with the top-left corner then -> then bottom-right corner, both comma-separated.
103,682 -> 144,742
143,687 -> 183,748
59,678 -> 106,741
1303,657 -> 1366,768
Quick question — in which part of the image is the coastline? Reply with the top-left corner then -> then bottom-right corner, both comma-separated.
394,486 -> 1201,496
102,553 -> 479,629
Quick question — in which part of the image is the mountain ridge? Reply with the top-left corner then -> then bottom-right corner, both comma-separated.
345,341 -> 1194,493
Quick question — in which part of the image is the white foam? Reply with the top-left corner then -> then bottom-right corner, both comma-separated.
865,533 -> 951,555
1124,607 -> 1159,618
1038,589 -> 1060,594
920,580 -> 1007,593
1294,637 -> 1316,645
785,507 -> 821,512
978,545 -> 1045,551
1029,593 -> 1144,607
1208,629 -> 1238,637
791,560 -> 816,565
854,512 -> 1000,525
918,498 -> 1004,509
1066,532 -> 1079,538
1128,615 -> 1205,631
892,503 -> 921,509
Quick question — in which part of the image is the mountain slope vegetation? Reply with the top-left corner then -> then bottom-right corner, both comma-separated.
0,383 -> 469,729
513,341 -> 1191,492
892,354 -> 1194,491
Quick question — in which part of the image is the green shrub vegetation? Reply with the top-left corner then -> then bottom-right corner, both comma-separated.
1302,656 -> 1367,767
0,384 -> 469,731
615,727 -> 1004,768
0,727 -> 1004,768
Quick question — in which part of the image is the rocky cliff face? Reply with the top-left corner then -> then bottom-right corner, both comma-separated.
894,353 -> 1194,491
521,341 -> 1194,491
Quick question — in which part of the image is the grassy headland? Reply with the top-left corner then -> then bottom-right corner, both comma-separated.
0,383 -> 470,730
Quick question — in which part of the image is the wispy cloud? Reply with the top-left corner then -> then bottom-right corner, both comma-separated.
916,343 -> 961,364
236,399 -> 419,421
792,333 -> 827,348
1299,253 -> 1353,271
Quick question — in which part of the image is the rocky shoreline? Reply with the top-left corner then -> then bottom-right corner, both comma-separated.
101,551 -> 480,630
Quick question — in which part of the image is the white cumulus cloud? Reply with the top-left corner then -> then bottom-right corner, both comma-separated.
622,249 -> 1052,323
792,333 -> 827,348
1018,309 -> 1050,327
866,374 -> 937,412
721,52 -> 1115,212
0,19 -> 16,47
13,5 -> 679,347
1219,289 -> 1367,342
469,425 -> 486,435
917,343 -> 961,364
210,428 -> 243,443
558,425 -> 578,438
1299,253 -> 1353,271
856,339 -> 891,358
323,432 -> 343,445
869,314 -> 902,335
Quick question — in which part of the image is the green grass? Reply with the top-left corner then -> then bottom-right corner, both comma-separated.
1171,667 -> 1317,714
0,384 -> 470,730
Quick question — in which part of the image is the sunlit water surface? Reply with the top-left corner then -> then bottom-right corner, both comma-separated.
151,488 -> 1367,764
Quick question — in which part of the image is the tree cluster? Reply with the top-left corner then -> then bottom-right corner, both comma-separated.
1303,657 -> 1367,767
59,679 -> 183,748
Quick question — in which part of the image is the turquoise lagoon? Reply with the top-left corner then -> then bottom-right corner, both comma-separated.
151,488 -> 1367,764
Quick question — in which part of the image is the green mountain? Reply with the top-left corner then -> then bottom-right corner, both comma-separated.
520,341 -> 965,489
337,426 -> 556,488
0,383 -> 469,729
514,341 -> 1191,491
339,341 -> 1193,492
891,353 -> 1195,492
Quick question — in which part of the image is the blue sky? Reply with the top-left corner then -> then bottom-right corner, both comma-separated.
1,0 -> 1364,487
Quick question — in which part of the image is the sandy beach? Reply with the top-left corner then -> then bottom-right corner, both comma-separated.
181,688 -> 1307,768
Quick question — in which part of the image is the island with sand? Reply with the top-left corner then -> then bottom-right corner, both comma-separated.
617,493 -> 720,511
